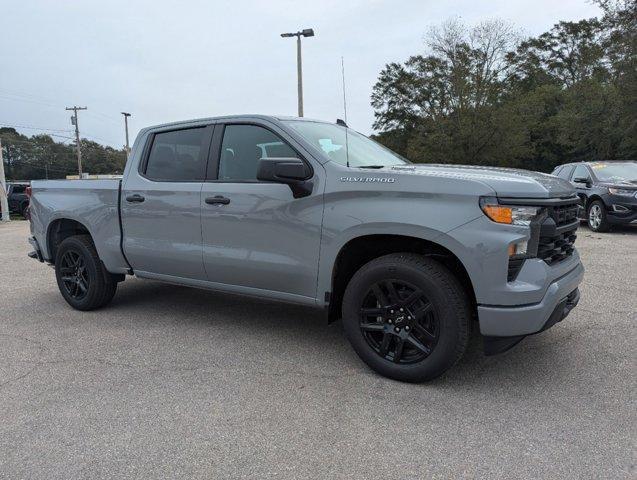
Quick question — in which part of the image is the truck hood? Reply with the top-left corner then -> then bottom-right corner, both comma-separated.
387,164 -> 575,198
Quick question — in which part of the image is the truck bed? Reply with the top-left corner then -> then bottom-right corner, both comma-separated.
29,179 -> 130,274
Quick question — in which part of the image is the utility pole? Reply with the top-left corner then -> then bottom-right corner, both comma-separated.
121,112 -> 131,157
281,28 -> 315,117
0,139 -> 9,222
66,106 -> 87,177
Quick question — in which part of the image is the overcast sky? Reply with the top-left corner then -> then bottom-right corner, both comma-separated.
1,0 -> 601,148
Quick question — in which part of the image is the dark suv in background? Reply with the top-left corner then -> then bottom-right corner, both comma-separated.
0,182 -> 30,218
552,161 -> 637,231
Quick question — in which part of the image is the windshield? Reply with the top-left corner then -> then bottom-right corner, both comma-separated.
283,121 -> 408,168
590,162 -> 637,183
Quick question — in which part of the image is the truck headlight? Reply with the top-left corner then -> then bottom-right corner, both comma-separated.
608,187 -> 636,197
479,199 -> 541,226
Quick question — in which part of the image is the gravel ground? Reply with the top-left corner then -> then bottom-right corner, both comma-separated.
1,220 -> 635,479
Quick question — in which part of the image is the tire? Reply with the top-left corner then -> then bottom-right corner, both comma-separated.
587,200 -> 610,232
342,253 -> 470,382
54,235 -> 118,311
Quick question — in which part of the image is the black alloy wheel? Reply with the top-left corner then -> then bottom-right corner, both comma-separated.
359,279 -> 439,364
58,250 -> 90,301
342,253 -> 470,382
54,235 -> 118,310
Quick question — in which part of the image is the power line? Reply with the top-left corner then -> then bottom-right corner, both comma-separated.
4,159 -> 69,174
0,89 -> 123,125
0,122 -> 73,133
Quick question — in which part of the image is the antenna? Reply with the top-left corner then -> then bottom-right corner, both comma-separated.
341,56 -> 350,168
341,56 -> 348,123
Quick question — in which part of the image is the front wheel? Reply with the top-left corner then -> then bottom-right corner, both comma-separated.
55,235 -> 117,311
587,200 -> 610,232
342,253 -> 470,382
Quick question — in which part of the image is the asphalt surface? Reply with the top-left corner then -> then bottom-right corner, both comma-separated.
1,220 -> 635,479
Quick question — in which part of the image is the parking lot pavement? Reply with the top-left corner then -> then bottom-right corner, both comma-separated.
1,220 -> 635,479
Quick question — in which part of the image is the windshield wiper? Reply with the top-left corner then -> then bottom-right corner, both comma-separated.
357,165 -> 385,169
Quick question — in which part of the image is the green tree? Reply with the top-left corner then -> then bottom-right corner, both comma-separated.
371,3 -> 637,172
1,127 -> 126,180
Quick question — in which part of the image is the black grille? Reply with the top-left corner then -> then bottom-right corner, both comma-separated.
552,204 -> 580,226
537,202 -> 579,265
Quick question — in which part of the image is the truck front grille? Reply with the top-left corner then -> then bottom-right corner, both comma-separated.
537,202 -> 580,265
506,198 -> 580,282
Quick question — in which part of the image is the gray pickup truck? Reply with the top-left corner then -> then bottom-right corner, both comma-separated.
27,115 -> 584,382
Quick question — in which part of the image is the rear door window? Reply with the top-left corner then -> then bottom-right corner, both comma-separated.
144,128 -> 209,181
557,165 -> 574,180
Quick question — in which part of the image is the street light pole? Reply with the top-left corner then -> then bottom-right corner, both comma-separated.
281,28 -> 315,117
296,34 -> 303,117
121,112 -> 131,157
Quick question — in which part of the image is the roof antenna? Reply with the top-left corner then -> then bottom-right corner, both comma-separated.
341,56 -> 348,124
341,56 -> 350,168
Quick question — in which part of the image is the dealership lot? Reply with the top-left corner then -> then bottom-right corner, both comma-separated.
1,220 -> 635,479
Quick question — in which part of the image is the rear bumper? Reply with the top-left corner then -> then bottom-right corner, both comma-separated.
478,261 -> 584,341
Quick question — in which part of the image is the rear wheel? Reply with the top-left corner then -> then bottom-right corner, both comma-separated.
587,200 -> 610,232
55,235 -> 117,310
342,253 -> 470,382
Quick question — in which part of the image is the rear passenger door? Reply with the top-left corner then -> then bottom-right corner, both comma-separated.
121,125 -> 214,280
200,121 -> 323,302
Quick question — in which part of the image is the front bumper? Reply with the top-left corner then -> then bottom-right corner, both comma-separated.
607,208 -> 637,225
604,193 -> 637,225
478,260 -> 584,353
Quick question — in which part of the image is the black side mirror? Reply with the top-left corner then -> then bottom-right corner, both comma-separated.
573,177 -> 591,186
257,157 -> 313,198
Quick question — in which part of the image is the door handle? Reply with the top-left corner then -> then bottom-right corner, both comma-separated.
205,195 -> 231,205
126,194 -> 145,203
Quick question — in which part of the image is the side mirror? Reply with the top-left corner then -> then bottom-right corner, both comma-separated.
573,177 -> 590,186
257,157 -> 313,198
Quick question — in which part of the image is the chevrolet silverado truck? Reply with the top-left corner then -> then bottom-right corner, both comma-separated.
27,115 -> 584,382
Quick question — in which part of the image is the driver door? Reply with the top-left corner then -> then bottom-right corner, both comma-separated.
200,122 -> 323,302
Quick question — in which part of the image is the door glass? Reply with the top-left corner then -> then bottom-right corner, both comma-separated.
557,166 -> 574,179
571,165 -> 590,182
145,127 -> 208,181
218,125 -> 297,181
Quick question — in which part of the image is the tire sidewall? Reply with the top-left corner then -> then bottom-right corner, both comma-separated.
55,237 -> 103,310
342,257 -> 467,382
587,200 -> 608,232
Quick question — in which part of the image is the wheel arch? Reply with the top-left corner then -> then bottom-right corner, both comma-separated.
46,217 -> 93,264
327,234 -> 477,322
585,194 -> 605,210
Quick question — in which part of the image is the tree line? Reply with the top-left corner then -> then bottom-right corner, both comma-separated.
371,0 -> 636,172
0,127 -> 127,180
